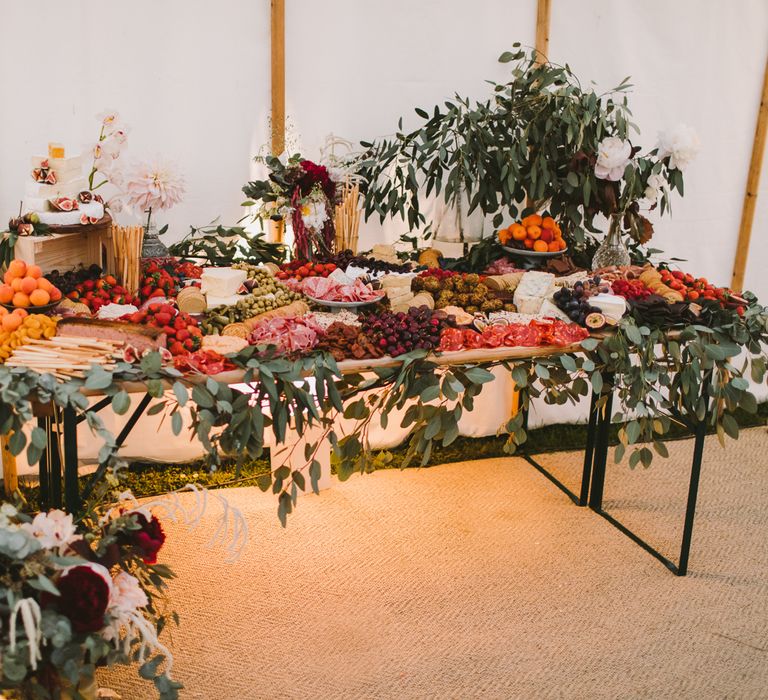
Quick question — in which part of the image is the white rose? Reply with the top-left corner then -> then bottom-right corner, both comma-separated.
595,137 -> 632,181
22,510 -> 82,554
301,200 -> 328,231
643,172 -> 667,203
110,572 -> 148,614
657,124 -> 700,171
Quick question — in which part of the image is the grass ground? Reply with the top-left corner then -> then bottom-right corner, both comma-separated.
18,403 -> 767,505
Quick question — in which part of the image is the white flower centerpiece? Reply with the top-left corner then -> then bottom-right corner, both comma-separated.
124,160 -> 186,258
591,123 -> 700,268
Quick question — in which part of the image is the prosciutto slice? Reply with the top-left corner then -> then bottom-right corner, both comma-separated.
248,315 -> 323,355
301,276 -> 383,303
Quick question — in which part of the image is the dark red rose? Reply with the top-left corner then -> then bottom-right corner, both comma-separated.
121,512 -> 166,564
298,160 -> 336,199
53,565 -> 111,633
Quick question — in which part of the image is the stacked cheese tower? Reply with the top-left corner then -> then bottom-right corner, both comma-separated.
24,143 -> 105,227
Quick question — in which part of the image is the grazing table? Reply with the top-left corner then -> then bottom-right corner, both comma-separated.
31,337 -> 714,576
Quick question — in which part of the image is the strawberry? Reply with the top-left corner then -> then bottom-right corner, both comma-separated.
176,329 -> 190,341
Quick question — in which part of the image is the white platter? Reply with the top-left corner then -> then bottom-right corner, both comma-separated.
502,245 -> 568,259
305,295 -> 385,310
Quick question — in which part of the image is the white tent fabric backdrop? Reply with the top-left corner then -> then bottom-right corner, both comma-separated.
1,1 -> 767,470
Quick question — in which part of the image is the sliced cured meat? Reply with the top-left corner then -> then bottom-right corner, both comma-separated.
248,315 -> 323,355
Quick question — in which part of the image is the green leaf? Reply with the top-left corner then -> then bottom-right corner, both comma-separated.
625,324 -> 642,345
560,355 -> 577,372
721,414 -> 739,440
464,367 -> 495,384
192,385 -> 214,409
566,172 -> 579,187
591,371 -> 603,395
171,411 -> 183,436
140,352 -> 162,375
172,381 -> 188,407
30,426 -> 47,449
84,366 -> 113,391
111,390 -> 131,415
581,338 -> 599,351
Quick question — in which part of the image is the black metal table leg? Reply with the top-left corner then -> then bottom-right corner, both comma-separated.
588,372 -> 614,511
48,417 -> 63,509
590,369 -> 714,576
80,393 -> 153,506
677,376 -> 712,576
579,387 -> 599,506
63,407 -> 79,513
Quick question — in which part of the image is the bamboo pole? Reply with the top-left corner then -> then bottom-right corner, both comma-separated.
534,0 -> 551,64
2,435 -> 18,496
731,54 -> 768,292
271,0 -> 286,156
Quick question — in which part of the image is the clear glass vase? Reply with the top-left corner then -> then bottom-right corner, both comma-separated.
592,214 -> 631,269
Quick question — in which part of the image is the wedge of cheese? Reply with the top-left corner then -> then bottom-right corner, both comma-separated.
513,271 -> 555,314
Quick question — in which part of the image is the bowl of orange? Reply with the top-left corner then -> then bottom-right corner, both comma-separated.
0,260 -> 62,314
497,215 -> 568,259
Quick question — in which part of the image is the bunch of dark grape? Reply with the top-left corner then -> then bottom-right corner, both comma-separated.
553,281 -> 602,326
46,264 -> 103,294
359,306 -> 444,356
320,249 -> 412,274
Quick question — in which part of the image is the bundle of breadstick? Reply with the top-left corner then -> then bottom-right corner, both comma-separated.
334,180 -> 361,253
638,266 -> 684,302
112,225 -> 143,294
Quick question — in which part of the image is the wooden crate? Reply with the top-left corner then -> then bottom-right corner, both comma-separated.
12,223 -> 114,274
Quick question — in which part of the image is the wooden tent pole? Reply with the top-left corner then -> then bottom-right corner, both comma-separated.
535,0 -> 551,64
2,435 -> 18,497
732,54 -> 768,292
271,0 -> 286,157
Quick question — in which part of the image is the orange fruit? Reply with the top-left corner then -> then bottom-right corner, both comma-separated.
29,289 -> 50,307
510,224 -> 527,241
553,224 -> 562,237
3,271 -> 14,285
13,308 -> 28,319
527,225 -> 542,240
533,240 -> 549,252
49,287 -> 62,302
523,238 -> 534,249
540,229 -> 553,243
547,241 -> 560,252
37,278 -> 53,293
497,228 -> 512,245
27,265 -> 42,279
10,278 -> 23,293
521,214 -> 540,227
557,238 -> 567,251
521,214 -> 543,227
12,292 -> 29,308
541,216 -> 556,231
20,277 -> 38,295
1,314 -> 21,332
7,260 -> 26,279
0,285 -> 13,304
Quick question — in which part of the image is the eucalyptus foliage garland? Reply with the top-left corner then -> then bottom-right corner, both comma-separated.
1,302 -> 765,524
